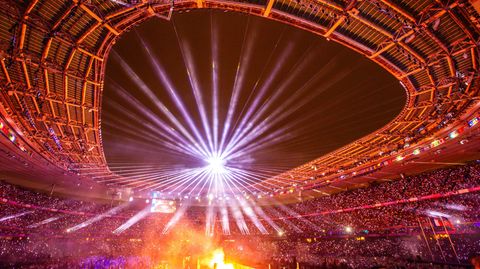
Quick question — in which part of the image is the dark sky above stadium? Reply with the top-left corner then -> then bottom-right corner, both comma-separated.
101,9 -> 405,189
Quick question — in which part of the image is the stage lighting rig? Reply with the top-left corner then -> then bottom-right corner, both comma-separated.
206,156 -> 227,174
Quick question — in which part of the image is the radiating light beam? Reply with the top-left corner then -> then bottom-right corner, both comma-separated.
220,201 -> 230,235
66,203 -> 127,233
27,216 -> 62,228
205,203 -> 215,236
0,211 -> 33,222
162,201 -> 190,234
113,207 -> 150,234
228,198 -> 249,235
238,198 -> 268,234
252,202 -> 284,234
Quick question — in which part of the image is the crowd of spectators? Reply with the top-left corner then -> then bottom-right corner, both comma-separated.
0,162 -> 479,268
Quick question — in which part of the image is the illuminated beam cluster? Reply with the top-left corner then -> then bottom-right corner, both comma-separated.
238,198 -> 268,234
275,202 -> 323,232
205,203 -> 216,237
96,17 -> 367,236
265,206 -> 303,233
220,201 -> 231,235
95,26 -> 327,198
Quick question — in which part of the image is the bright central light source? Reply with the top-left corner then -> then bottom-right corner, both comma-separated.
206,156 -> 226,174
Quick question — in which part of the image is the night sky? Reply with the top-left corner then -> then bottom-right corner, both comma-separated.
101,10 -> 405,191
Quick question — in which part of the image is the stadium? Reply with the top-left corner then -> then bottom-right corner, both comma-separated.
0,0 -> 480,268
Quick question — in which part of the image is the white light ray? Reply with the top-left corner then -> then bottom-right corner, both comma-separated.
211,15 -> 220,154
172,22 -> 215,154
222,169 -> 265,195
224,56 -> 351,158
166,168 -> 210,194
109,84 -> 205,158
220,201 -> 230,235
138,34 -> 213,156
228,198 -> 249,235
238,198 -> 268,234
113,52 -> 210,157
114,207 -> 150,234
27,216 -> 62,228
225,42 -> 297,156
218,18 -> 254,155
252,203 -> 284,234
67,203 -> 127,233
109,169 -> 192,187
162,201 -> 190,234
265,206 -> 302,233
275,202 -> 323,232
205,203 -> 215,236
227,40 -> 311,149
0,211 -> 33,222
136,168 -> 206,192
224,167 -> 277,191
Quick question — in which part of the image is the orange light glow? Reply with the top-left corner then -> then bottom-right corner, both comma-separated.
206,248 -> 234,269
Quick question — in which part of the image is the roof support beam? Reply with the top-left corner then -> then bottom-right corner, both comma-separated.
18,23 -> 27,51
105,3 -> 146,20
324,16 -> 345,38
5,85 -> 97,111
8,54 -> 102,86
20,61 -> 31,89
1,59 -> 11,84
442,2 -> 475,41
378,0 -> 416,22
370,1 -> 458,73
264,0 -> 275,17
472,47 -> 477,71
18,0 -> 39,51
78,4 -> 120,36
52,4 -> 76,30
369,30 -> 414,59
349,12 -> 392,38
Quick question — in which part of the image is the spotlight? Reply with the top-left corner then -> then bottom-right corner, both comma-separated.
345,226 -> 353,233
468,117 -> 478,127
206,156 -> 226,174
129,197 -> 133,202
449,130 -> 459,139
8,133 -> 15,142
